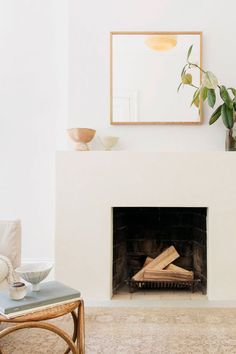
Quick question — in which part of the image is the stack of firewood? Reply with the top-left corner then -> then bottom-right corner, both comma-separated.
132,246 -> 194,282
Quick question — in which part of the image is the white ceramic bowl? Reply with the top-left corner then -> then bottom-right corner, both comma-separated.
99,136 -> 119,151
15,263 -> 53,291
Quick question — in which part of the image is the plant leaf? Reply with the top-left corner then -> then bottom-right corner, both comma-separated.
233,102 -> 236,111
220,85 -> 233,108
202,71 -> 218,89
194,95 -> 200,108
190,88 -> 200,107
209,105 -> 222,125
187,45 -> 193,61
201,87 -> 208,101
181,64 -> 188,78
181,73 -> 192,85
229,87 -> 236,97
221,103 -> 234,129
207,89 -> 216,108
177,83 -> 182,92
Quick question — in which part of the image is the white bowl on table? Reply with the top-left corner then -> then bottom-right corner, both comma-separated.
15,262 -> 53,292
99,136 -> 119,151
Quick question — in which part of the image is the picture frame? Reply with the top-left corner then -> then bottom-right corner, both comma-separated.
110,31 -> 203,125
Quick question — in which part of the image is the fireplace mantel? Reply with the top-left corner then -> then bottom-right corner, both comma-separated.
55,152 -> 236,301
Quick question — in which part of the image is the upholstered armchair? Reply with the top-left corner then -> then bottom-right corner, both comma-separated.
0,220 -> 21,289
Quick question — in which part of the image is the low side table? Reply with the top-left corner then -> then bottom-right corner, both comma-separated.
0,299 -> 85,354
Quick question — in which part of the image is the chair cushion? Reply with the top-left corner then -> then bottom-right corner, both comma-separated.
0,258 -> 8,282
0,220 -> 21,269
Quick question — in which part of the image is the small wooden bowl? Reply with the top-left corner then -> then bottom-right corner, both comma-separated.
67,128 -> 96,151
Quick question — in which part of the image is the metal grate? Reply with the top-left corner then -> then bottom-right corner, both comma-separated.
127,278 -> 201,293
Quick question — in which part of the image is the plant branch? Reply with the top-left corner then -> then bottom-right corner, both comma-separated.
189,83 -> 199,89
188,62 -> 206,74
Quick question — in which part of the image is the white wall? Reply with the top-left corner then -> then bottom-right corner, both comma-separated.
1,0 -> 236,261
68,0 -> 236,151
0,1 -> 68,260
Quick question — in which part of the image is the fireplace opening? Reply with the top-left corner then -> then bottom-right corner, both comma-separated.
112,207 -> 207,297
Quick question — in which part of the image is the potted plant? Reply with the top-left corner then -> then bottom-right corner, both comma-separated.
178,45 -> 236,151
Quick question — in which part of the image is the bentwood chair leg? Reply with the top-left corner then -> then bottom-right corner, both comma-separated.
77,300 -> 85,354
0,321 -> 78,354
64,311 -> 78,354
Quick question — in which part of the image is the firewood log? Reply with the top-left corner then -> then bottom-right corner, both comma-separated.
132,246 -> 180,281
143,269 -> 194,281
165,263 -> 193,274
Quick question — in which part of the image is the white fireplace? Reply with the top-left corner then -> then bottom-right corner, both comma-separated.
55,151 -> 236,301
112,206 -> 207,295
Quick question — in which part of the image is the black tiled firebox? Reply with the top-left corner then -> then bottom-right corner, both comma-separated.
113,207 -> 207,294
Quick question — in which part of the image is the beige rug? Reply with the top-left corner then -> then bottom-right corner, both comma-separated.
1,307 -> 236,353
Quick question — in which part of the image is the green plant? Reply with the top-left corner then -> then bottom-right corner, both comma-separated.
178,45 -> 236,129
